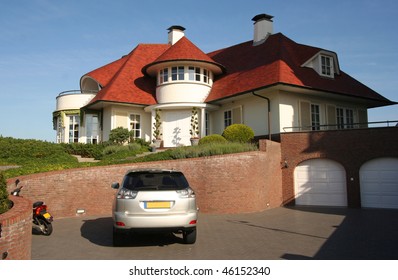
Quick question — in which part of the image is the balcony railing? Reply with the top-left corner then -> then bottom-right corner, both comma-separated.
57,89 -> 98,96
283,120 -> 398,132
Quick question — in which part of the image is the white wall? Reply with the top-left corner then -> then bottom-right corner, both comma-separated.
157,82 -> 211,103
55,93 -> 95,111
210,93 -> 279,136
101,105 -> 151,142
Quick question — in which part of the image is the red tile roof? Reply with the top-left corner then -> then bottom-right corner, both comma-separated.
142,36 -> 225,75
206,33 -> 392,105
85,44 -> 170,106
83,32 -> 394,108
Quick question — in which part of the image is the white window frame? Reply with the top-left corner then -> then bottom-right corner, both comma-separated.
223,106 -> 243,129
129,113 -> 141,139
69,115 -> 80,143
311,104 -> 321,131
86,114 -> 99,144
56,117 -> 64,143
320,55 -> 333,78
158,66 -> 210,84
224,110 -> 232,129
336,107 -> 354,129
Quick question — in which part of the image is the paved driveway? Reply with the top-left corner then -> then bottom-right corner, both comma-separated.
31,206 -> 398,260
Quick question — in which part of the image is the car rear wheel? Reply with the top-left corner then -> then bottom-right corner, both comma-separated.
183,227 -> 196,244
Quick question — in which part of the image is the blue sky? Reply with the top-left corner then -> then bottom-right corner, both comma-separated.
0,0 -> 397,142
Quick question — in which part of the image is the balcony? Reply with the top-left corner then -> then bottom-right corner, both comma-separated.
282,120 -> 398,133
55,90 -> 97,111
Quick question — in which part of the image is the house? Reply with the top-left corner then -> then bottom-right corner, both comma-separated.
53,13 -> 395,146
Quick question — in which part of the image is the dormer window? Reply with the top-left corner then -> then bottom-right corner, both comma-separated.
320,55 -> 333,77
302,51 -> 340,79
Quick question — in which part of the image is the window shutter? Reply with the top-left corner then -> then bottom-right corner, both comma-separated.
232,106 -> 242,124
327,104 -> 337,129
300,101 -> 311,131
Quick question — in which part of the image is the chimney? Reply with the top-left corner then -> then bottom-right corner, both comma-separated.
252,14 -> 273,45
167,25 -> 185,45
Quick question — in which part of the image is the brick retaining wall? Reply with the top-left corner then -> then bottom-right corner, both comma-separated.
0,195 -> 32,260
6,141 -> 282,219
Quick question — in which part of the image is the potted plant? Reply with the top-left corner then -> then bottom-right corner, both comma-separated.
190,107 -> 200,146
153,109 -> 162,148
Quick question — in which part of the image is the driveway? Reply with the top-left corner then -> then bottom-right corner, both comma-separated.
31,206 -> 398,260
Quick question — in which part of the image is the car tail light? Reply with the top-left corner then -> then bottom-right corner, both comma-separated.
177,187 -> 195,198
189,220 -> 197,225
116,222 -> 125,226
117,188 -> 138,199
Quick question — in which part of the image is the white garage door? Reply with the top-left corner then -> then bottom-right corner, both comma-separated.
360,157 -> 398,209
294,159 -> 347,206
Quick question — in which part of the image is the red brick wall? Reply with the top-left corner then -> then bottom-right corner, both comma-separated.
0,195 -> 32,260
6,141 -> 282,218
280,127 -> 398,207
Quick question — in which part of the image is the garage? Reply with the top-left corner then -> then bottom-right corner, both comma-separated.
360,157 -> 398,209
294,159 -> 347,206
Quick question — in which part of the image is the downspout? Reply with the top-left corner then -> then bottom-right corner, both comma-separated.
252,91 -> 271,141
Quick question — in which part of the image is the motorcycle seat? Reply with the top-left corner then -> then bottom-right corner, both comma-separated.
33,201 -> 44,208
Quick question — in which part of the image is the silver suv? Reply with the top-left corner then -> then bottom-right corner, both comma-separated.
111,169 -> 198,246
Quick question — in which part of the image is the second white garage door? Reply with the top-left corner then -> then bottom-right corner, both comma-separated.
360,157 -> 398,209
294,159 -> 347,207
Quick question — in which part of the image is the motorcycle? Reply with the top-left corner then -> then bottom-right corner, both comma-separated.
11,179 -> 54,236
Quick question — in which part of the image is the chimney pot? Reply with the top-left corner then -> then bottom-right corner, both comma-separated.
252,13 -> 274,45
167,25 -> 186,45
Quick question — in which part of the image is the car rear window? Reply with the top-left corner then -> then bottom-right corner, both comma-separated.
122,171 -> 189,191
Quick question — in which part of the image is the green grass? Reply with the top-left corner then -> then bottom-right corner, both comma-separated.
0,136 -> 258,178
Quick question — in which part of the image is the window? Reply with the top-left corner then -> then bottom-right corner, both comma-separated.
311,104 -> 320,130
195,67 -> 201,81
337,108 -> 354,129
130,114 -> 141,139
158,66 -> 210,84
321,55 -> 333,77
160,68 -> 168,84
224,110 -> 232,128
171,66 -> 184,81
205,111 -> 209,136
203,69 -> 208,83
69,115 -> 79,143
224,107 -> 242,129
86,114 -> 99,144
56,117 -> 64,143
188,66 -> 195,80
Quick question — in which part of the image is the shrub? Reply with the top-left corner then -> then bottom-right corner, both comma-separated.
222,124 -> 255,143
0,172 -> 11,214
109,127 -> 130,145
198,134 -> 227,145
61,143 -> 104,159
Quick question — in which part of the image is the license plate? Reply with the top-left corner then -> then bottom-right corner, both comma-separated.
43,212 -> 51,219
145,201 -> 171,209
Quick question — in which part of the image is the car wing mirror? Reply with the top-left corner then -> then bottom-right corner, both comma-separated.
111,182 -> 120,189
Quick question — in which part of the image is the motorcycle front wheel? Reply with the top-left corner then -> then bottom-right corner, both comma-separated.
37,217 -> 53,236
